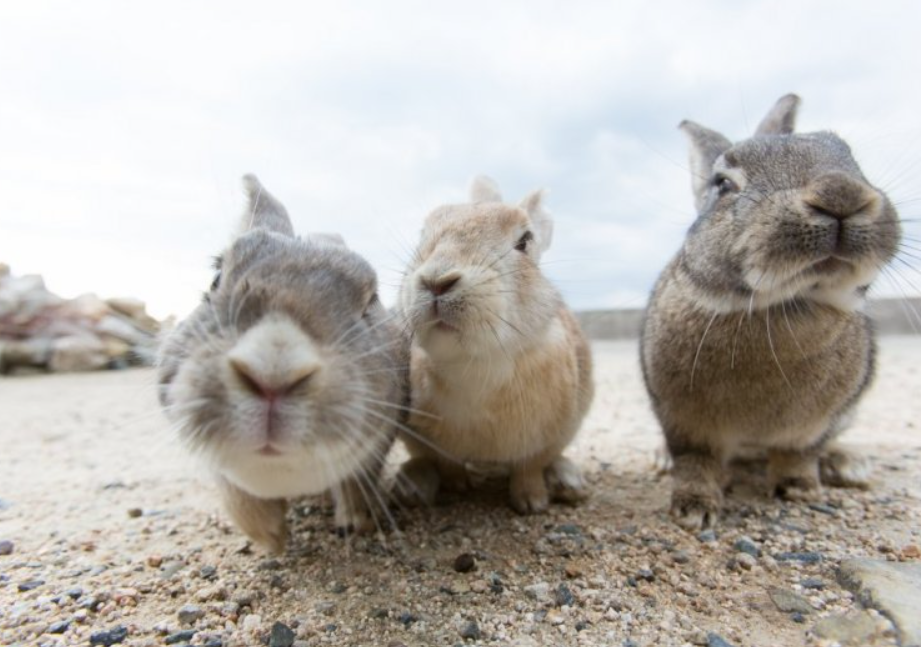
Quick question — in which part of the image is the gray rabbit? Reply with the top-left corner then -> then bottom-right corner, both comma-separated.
641,95 -> 901,529
159,175 -> 407,552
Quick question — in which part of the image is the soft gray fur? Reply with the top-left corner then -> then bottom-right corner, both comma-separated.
159,175 -> 407,552
641,94 -> 901,530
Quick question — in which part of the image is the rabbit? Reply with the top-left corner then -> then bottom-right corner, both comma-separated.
394,176 -> 594,514
641,94 -> 901,530
158,175 -> 407,552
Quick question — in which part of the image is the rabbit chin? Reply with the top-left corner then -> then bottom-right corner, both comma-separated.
215,439 -> 373,499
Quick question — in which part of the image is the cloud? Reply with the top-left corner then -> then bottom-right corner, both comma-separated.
1,1 -> 918,318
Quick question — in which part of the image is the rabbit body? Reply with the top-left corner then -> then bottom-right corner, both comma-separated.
641,95 -> 901,529
397,177 -> 593,514
159,176 -> 406,552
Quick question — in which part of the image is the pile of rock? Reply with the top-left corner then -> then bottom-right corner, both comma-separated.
0,263 -> 162,374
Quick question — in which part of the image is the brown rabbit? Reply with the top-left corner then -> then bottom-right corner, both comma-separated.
395,176 -> 593,514
641,95 -> 901,530
159,175 -> 407,552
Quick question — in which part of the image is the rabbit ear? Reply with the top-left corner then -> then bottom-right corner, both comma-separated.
679,120 -> 732,211
520,189 -> 554,254
240,174 -> 295,237
470,175 -> 503,203
754,93 -> 800,136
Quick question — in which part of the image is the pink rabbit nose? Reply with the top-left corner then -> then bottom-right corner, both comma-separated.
230,357 -> 316,400
804,171 -> 879,221
422,272 -> 462,297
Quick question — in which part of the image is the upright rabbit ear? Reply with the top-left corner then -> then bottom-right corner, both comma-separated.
470,175 -> 503,203
754,93 -> 800,136
520,189 -> 554,255
240,174 -> 295,237
679,121 -> 732,212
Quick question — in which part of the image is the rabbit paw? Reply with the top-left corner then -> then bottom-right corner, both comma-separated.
392,457 -> 441,508
671,483 -> 722,531
510,468 -> 550,515
546,455 -> 589,504
768,450 -> 821,500
820,444 -> 871,489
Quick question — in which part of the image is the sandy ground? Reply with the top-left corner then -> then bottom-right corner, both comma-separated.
1,338 -> 920,647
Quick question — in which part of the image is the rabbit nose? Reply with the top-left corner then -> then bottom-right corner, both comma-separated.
226,314 -> 322,400
421,272 -> 462,297
804,171 -> 878,220
229,356 -> 317,399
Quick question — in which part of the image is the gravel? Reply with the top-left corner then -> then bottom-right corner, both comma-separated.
1,343 -> 919,647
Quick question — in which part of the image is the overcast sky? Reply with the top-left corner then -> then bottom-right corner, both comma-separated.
2,1 -> 919,319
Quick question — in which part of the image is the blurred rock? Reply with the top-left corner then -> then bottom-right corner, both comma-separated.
0,265 -> 160,374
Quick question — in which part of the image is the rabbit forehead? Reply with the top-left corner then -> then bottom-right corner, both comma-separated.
724,131 -> 861,183
226,229 -> 375,286
419,203 -> 528,253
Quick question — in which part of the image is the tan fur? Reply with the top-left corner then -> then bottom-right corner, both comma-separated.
396,177 -> 593,513
641,95 -> 900,529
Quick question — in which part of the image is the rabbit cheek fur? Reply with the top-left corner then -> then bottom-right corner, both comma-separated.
640,95 -> 900,530
397,177 -> 594,514
159,175 -> 404,552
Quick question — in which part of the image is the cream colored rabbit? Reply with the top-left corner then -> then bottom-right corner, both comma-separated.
395,176 -> 593,514
641,95 -> 901,529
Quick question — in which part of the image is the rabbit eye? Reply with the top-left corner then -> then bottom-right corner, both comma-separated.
210,255 -> 223,291
362,293 -> 380,318
515,231 -> 534,252
715,175 -> 738,196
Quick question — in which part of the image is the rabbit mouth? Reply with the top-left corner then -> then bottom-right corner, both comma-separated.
810,256 -> 852,275
433,319 -> 458,333
256,443 -> 283,457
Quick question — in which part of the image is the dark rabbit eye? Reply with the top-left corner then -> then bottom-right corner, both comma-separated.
210,255 -> 223,291
362,293 -> 380,318
715,175 -> 738,196
515,231 -> 534,252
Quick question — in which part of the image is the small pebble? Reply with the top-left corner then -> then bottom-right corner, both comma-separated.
800,577 -> 825,590
127,507 -> 143,518
399,612 -> 418,626
269,621 -> 295,647
460,620 -> 481,640
697,530 -> 717,543
165,629 -> 197,644
453,553 -> 477,573
768,587 -> 812,614
636,569 -> 655,582
89,625 -> 128,646
17,579 -> 43,592
199,565 -> 218,580
177,604 -> 205,624
48,620 -> 71,634
555,584 -> 575,607
737,553 -> 758,570
707,633 -> 736,647
557,524 -> 582,535
734,537 -> 761,557
902,544 -> 921,559
315,601 -> 336,616
672,550 -> 691,564
808,502 -> 837,515
0,540 -> 13,556
66,586 -> 84,600
774,551 -> 823,564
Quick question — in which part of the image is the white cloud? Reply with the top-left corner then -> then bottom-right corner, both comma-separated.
1,1 -> 918,319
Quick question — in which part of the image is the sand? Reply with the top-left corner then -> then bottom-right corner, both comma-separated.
1,338 -> 920,647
